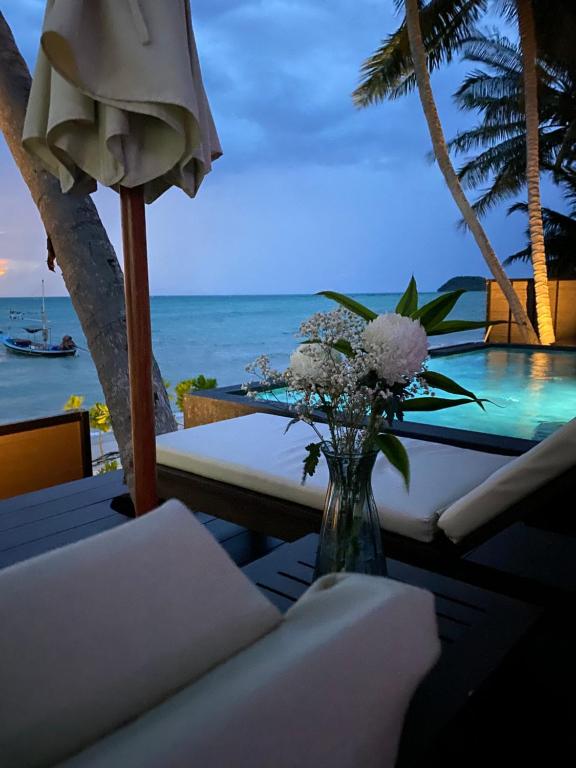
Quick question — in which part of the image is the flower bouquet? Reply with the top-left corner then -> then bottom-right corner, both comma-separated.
246,278 -> 489,576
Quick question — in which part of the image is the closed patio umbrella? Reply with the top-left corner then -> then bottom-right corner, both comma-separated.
23,0 -> 222,514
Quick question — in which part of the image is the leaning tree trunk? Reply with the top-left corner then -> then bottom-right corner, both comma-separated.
0,13 -> 177,490
517,0 -> 555,345
404,0 -> 539,345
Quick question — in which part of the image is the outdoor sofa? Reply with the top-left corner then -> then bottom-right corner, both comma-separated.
156,413 -> 576,592
0,499 -> 439,768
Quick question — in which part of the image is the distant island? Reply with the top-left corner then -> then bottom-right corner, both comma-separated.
438,276 -> 486,292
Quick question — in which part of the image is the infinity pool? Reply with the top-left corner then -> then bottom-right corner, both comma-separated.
256,347 -> 576,441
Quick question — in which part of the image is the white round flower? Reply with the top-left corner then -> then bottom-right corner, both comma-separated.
288,343 -> 341,387
362,313 -> 428,384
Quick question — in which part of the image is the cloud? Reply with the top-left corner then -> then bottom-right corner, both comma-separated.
0,0 -> 537,299
195,0 -> 425,173
0,259 -> 8,277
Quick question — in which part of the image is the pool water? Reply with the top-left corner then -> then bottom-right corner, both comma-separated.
256,348 -> 576,441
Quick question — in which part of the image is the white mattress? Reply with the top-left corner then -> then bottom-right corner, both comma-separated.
156,414 -> 513,543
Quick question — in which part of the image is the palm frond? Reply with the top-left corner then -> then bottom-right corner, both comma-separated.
448,121 -> 525,155
459,31 -> 522,74
448,26 -> 576,213
353,0 -> 487,107
459,130 -> 564,218
554,118 -> 576,171
470,163 -> 526,218
561,174 -> 576,213
455,70 -> 522,108
457,133 -> 527,188
505,200 -> 576,277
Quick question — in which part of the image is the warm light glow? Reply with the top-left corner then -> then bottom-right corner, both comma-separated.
0,259 -> 8,277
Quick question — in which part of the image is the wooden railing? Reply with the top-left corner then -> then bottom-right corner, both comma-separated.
0,411 -> 92,501
485,278 -> 576,345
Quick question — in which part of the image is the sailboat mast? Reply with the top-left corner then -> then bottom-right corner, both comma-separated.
41,280 -> 48,343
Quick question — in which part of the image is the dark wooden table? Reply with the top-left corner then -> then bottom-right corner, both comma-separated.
0,472 -> 284,572
243,535 -> 541,768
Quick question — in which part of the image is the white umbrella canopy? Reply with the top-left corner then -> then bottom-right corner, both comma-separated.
24,0 -> 221,200
23,0 -> 222,514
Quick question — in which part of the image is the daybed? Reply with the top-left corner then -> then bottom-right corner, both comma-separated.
0,499 -> 439,768
156,414 -> 576,590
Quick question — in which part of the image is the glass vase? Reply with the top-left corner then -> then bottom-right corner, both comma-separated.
315,443 -> 387,578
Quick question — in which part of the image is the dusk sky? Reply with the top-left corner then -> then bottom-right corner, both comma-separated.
0,0 -> 566,297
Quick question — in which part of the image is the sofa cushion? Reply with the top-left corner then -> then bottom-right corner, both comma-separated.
0,500 -> 281,768
157,414 -> 512,542
59,574 -> 440,768
438,417 -> 576,543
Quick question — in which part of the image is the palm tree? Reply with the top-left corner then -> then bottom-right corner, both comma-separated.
355,0 -> 539,344
355,1 -> 576,343
449,32 -> 576,216
516,0 -> 555,343
450,7 -> 576,341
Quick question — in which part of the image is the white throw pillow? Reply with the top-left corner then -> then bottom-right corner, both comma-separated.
0,499 -> 281,768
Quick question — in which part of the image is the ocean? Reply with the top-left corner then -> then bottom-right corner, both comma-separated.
0,292 -> 486,425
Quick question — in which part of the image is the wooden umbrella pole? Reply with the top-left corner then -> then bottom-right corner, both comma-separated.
120,186 -> 158,515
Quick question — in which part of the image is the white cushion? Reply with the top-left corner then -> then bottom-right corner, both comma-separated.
156,414 -> 512,543
0,500 -> 281,768
60,574 -> 440,768
438,417 -> 576,543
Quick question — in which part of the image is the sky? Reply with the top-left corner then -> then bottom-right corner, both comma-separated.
0,0 -> 567,297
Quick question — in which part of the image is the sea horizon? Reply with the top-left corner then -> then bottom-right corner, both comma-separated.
0,288 -> 487,300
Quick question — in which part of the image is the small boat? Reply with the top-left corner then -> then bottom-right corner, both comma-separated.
2,337 -> 77,357
1,281 -> 77,358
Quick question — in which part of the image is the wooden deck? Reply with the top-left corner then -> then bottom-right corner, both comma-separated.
0,471 -> 283,571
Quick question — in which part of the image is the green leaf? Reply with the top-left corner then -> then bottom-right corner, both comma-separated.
318,291 -> 377,322
100,460 -> 119,474
421,370 -> 480,403
193,374 -> 218,390
302,338 -> 355,357
63,394 -> 85,411
89,402 -> 111,432
174,375 -> 218,411
428,319 -> 506,336
395,276 -> 418,316
375,433 -> 410,490
412,290 -> 465,330
284,417 -> 301,434
332,338 -> 355,357
402,396 -> 485,412
302,442 -> 322,484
